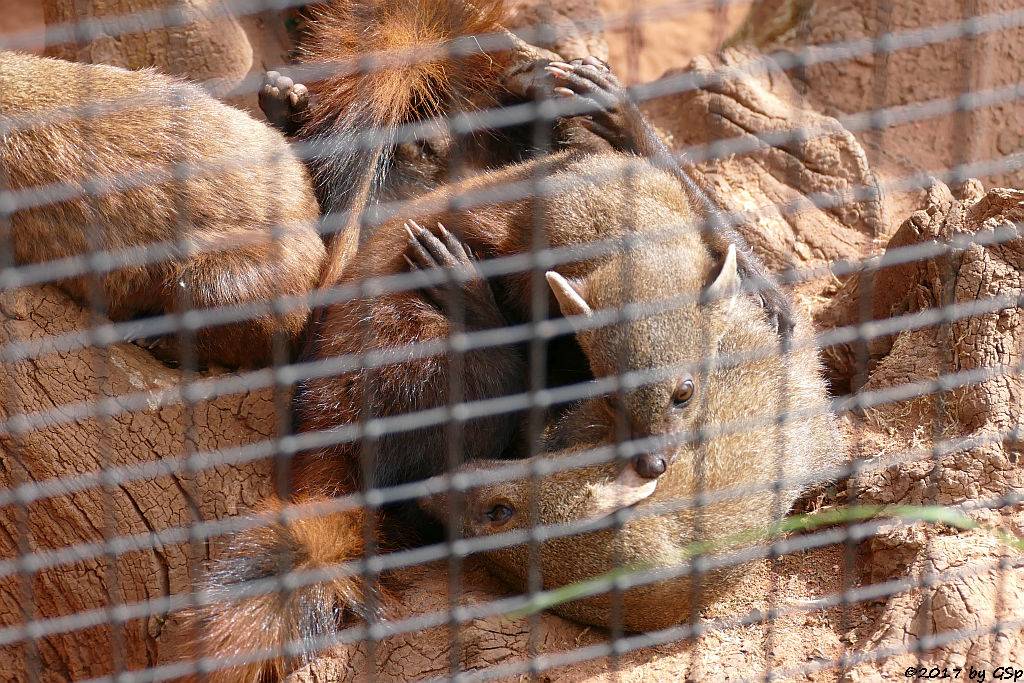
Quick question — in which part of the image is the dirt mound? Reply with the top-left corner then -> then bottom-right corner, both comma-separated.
840,182 -> 1024,676
644,46 -> 887,274
730,0 -> 1024,192
597,0 -> 753,85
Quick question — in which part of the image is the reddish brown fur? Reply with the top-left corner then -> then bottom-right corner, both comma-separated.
186,4 -> 554,674
279,0 -> 543,289
182,495 -> 389,683
0,52 -> 324,367
293,151 -> 695,493
302,0 -> 511,133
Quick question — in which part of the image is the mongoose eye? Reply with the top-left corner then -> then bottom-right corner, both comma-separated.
485,503 -> 515,525
672,378 -> 695,407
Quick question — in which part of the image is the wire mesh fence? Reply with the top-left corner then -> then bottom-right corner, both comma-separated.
0,0 -> 1022,681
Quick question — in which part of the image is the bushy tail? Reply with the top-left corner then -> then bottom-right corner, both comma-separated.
299,0 -> 517,289
302,0 -> 511,133
182,495 -> 388,683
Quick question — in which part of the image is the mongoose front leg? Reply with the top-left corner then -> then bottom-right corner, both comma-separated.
544,57 -> 651,154
403,220 -> 507,330
259,71 -> 311,137
547,60 -> 796,340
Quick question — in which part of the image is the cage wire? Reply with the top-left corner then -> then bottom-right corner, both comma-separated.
0,0 -> 1023,681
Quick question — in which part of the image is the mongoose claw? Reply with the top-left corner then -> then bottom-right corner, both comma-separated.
259,70 -> 310,137
136,335 -> 183,367
544,58 -> 644,153
504,57 -> 616,107
732,247 -> 795,341
757,287 -> 796,342
545,58 -> 623,111
402,220 -> 505,329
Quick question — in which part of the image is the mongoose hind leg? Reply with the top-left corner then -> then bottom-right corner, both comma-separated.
544,57 -> 644,151
259,71 -> 311,137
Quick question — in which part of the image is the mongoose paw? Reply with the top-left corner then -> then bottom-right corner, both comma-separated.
544,57 -> 642,150
136,335 -> 182,367
545,56 -> 618,105
402,220 -> 505,328
501,59 -> 559,100
732,246 -> 796,341
137,334 -> 215,369
259,71 -> 310,136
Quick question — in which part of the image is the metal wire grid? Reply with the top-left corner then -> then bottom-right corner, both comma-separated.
0,0 -> 1022,680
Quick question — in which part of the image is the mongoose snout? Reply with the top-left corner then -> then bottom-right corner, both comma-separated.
628,373 -> 697,478
632,453 -> 667,478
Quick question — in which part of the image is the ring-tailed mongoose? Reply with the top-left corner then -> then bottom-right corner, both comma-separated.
182,2 -> 827,678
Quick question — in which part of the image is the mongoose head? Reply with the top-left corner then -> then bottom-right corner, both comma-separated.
545,236 -> 744,481
417,448 -> 652,542
418,286 -> 843,631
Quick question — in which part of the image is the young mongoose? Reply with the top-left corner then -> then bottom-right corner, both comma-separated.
419,269 -> 844,631
260,0 -> 533,284
0,52 -> 324,367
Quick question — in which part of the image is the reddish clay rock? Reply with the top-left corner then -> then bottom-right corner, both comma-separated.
285,546 -> 863,682
509,0 -> 609,62
731,0 -> 1024,191
643,47 -> 888,274
827,182 -> 1024,676
597,0 -> 752,85
41,0 -> 293,112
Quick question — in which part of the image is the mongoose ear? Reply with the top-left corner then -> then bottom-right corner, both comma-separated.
706,243 -> 740,304
584,466 -> 658,518
546,271 -> 593,318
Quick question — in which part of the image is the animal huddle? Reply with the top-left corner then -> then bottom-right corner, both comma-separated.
0,0 -> 845,679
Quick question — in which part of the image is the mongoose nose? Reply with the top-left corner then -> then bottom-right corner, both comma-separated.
632,453 -> 667,479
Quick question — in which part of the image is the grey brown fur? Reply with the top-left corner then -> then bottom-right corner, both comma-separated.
291,149 -> 713,494
0,52 -> 324,366
421,290 -> 844,631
